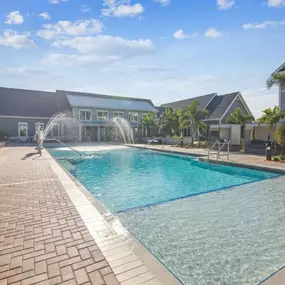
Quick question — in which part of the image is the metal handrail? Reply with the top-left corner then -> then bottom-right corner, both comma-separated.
208,139 -> 230,161
217,139 -> 230,161
141,137 -> 164,150
55,139 -> 82,157
208,139 -> 219,160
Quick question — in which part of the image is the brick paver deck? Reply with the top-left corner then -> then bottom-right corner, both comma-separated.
0,147 -> 120,285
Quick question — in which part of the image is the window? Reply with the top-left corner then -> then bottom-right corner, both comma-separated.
128,112 -> 138,123
48,124 -> 59,137
81,126 -> 92,137
142,113 -> 148,119
18,122 -> 28,137
35,123 -> 44,132
97,110 -> 109,120
113,111 -> 124,118
79,110 -> 92,121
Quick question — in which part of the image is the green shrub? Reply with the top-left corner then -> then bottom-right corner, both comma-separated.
275,124 -> 285,147
273,155 -> 281,162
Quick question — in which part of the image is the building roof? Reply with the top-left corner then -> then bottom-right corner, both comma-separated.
272,62 -> 285,74
208,92 -> 239,120
161,93 -> 217,111
0,87 -> 61,117
66,93 -> 158,112
160,91 -> 252,121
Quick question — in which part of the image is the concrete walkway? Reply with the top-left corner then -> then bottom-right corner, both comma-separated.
0,147 -> 120,285
133,144 -> 285,173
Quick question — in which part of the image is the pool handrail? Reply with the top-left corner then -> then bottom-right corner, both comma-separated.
55,139 -> 83,157
141,137 -> 164,150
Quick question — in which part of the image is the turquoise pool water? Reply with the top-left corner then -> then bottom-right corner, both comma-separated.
50,148 -> 279,213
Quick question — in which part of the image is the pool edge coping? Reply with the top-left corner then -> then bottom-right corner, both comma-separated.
45,148 -> 182,285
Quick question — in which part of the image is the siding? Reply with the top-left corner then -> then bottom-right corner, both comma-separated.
221,99 -> 249,124
0,118 -> 49,137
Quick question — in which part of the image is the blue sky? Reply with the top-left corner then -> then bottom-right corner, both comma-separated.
0,0 -> 285,117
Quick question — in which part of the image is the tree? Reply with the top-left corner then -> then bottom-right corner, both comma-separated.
257,106 -> 285,141
182,101 -> 209,143
226,108 -> 254,138
227,108 -> 253,125
141,112 -> 157,137
159,108 -> 179,137
275,124 -> 285,148
267,73 -> 285,90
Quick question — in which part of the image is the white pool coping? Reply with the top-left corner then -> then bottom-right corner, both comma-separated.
45,149 -> 181,285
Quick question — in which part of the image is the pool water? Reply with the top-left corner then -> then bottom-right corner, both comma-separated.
51,148 -> 278,213
51,147 -> 283,285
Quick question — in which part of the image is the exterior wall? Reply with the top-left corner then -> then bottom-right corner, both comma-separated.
74,107 -> 149,124
280,87 -> 285,112
221,99 -> 249,124
0,118 -> 49,138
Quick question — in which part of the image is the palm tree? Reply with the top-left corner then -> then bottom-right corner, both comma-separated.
226,108 -> 254,138
159,108 -> 179,137
257,106 -> 285,141
141,112 -> 157,137
267,73 -> 285,90
182,101 -> 209,143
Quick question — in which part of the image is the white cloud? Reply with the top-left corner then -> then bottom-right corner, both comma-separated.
0,66 -> 49,77
53,34 -> 153,54
0,30 -> 37,49
37,19 -> 103,40
217,0 -> 235,10
5,11 -> 24,25
49,0 -> 68,4
243,20 -> 285,30
39,12 -> 51,20
101,0 -> 144,18
204,28 -> 223,38
154,0 -> 171,6
243,87 -> 278,117
173,29 -> 196,40
81,5 -> 91,12
42,35 -> 154,65
267,0 -> 285,7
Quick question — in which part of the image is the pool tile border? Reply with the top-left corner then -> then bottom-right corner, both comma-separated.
45,149 -> 181,285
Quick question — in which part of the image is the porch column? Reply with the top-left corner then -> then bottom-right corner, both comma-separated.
97,127 -> 100,142
79,125 -> 82,142
115,128 -> 118,140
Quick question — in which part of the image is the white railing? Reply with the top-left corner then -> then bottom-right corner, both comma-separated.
208,139 -> 230,162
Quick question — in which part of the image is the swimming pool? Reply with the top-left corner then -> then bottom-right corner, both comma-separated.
50,147 -> 283,285
51,148 -> 278,213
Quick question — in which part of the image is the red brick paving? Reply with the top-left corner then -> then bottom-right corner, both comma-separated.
0,148 -> 120,285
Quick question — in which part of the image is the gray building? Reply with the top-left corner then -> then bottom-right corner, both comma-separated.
161,92 -> 253,137
271,62 -> 285,113
0,87 -> 158,142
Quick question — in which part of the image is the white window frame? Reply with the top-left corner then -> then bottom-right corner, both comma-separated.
81,126 -> 92,137
128,112 -> 139,123
79,109 -> 92,121
35,122 -> 44,132
97,110 -> 109,121
113,111 -> 124,118
18,122 -> 28,137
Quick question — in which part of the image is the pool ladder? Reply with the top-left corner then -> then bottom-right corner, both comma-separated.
208,139 -> 230,162
141,137 -> 164,151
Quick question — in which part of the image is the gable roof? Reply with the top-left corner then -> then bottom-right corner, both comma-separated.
161,93 -> 217,111
207,92 -> 239,120
0,87 -> 61,117
61,90 -> 158,112
272,62 -> 285,75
